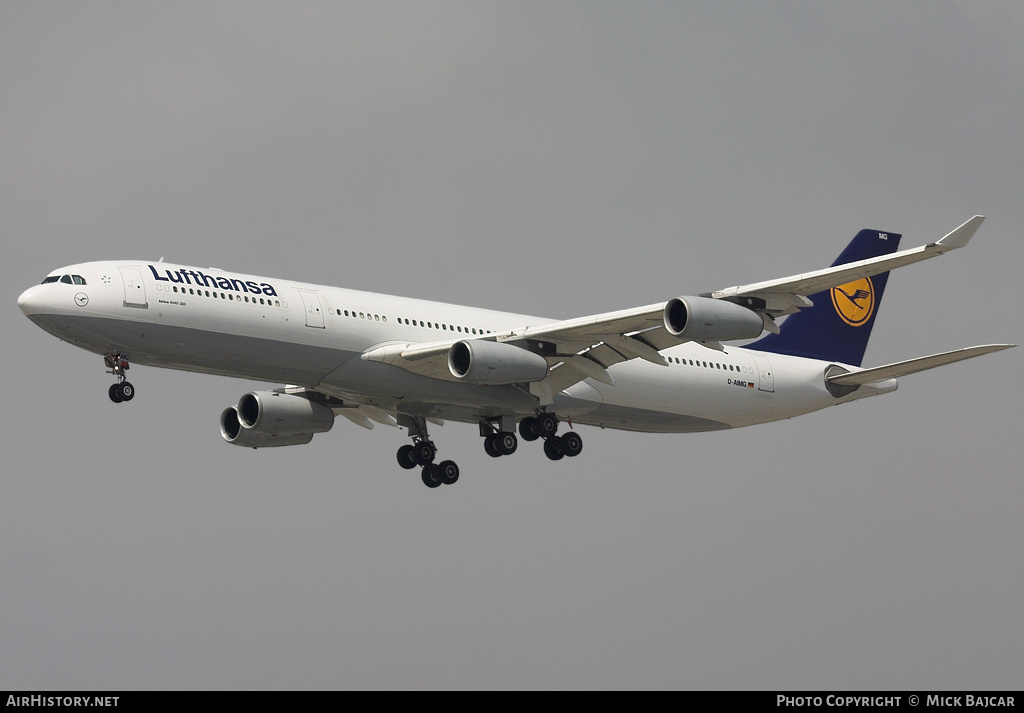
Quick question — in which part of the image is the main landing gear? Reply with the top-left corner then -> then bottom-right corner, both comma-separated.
517,413 -> 583,461
105,353 -> 135,403
393,411 -> 581,485
396,412 -> 583,489
396,415 -> 459,489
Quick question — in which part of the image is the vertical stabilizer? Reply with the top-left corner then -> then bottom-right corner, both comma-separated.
746,229 -> 901,366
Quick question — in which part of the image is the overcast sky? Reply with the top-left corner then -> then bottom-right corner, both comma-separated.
2,1 -> 1022,690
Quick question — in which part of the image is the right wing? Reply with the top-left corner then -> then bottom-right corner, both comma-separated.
362,216 -> 998,395
712,215 -> 987,317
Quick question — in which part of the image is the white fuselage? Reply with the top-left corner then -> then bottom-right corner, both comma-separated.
18,260 -> 895,434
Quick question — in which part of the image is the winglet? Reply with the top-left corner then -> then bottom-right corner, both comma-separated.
936,215 -> 985,250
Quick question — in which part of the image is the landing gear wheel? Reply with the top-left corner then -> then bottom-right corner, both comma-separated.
497,432 -> 518,456
421,465 -> 442,489
484,434 -> 503,458
413,441 -> 437,466
519,417 -> 540,442
561,430 -> 583,457
437,460 -> 460,485
109,381 -> 134,403
397,444 -> 418,470
536,413 -> 558,439
105,353 -> 133,403
543,436 -> 565,461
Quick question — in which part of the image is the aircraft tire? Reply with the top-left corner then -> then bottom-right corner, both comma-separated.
108,383 -> 123,403
119,382 -> 135,401
561,431 -> 583,457
543,437 -> 565,461
437,460 -> 460,485
414,441 -> 436,466
422,465 -> 442,488
484,434 -> 502,458
536,413 -> 558,439
518,417 -> 539,442
397,444 -> 418,470
497,432 -> 518,456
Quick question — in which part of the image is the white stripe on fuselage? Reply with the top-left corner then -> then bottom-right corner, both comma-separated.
20,260 -> 893,433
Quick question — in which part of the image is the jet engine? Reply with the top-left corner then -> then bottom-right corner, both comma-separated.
447,339 -> 550,385
663,296 -> 764,342
220,391 -> 335,448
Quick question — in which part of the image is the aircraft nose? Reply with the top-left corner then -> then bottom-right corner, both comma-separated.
18,285 -> 45,316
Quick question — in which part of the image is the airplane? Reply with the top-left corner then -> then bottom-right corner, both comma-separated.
18,216 -> 1014,488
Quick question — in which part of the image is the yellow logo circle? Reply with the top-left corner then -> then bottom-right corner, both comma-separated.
831,277 -> 875,327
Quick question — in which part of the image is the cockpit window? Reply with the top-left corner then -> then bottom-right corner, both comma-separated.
40,274 -> 87,285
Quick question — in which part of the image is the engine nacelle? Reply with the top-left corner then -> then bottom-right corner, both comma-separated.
220,391 -> 334,448
447,339 -> 550,385
663,296 -> 764,342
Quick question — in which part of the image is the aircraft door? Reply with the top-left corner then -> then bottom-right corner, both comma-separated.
118,267 -> 148,308
298,290 -> 325,328
752,355 -> 775,393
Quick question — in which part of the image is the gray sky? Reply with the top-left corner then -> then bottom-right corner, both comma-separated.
2,1 -> 1022,690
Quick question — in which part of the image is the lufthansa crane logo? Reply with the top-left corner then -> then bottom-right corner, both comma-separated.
831,277 -> 875,327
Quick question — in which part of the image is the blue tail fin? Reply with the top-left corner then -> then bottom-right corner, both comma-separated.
746,229 -> 901,366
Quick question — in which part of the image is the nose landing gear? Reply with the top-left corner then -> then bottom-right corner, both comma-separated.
105,353 -> 135,403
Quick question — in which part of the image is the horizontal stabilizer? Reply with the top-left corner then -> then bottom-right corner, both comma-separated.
826,344 -> 1015,386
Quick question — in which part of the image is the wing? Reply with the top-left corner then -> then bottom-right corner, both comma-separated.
712,215 -> 986,316
362,216 -> 990,396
